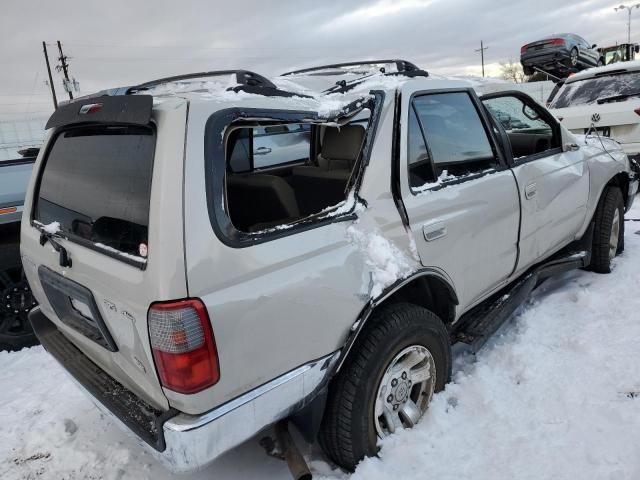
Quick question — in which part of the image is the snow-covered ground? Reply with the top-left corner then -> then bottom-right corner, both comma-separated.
2,203 -> 640,480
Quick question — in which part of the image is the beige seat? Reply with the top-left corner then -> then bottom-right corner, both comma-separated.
292,125 -> 365,181
227,174 -> 300,232
290,125 -> 365,214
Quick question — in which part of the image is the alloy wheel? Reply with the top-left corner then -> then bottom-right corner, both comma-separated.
373,345 -> 436,436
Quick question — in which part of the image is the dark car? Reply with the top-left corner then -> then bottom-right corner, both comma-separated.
521,33 -> 603,77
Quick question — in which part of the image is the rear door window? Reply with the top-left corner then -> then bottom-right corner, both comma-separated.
35,125 -> 155,261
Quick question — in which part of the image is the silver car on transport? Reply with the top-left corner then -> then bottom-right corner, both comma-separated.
20,60 -> 637,476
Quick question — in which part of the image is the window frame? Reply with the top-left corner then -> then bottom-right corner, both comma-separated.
406,88 -> 508,194
203,92 -> 384,249
480,90 -> 563,167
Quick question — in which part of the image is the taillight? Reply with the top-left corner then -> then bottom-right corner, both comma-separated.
634,107 -> 640,116
549,38 -> 565,46
521,45 -> 528,54
148,298 -> 220,394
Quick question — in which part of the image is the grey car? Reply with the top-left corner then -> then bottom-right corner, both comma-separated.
0,157 -> 39,350
21,61 -> 638,476
521,33 -> 603,76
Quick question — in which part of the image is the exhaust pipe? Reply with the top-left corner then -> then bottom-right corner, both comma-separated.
274,421 -> 312,480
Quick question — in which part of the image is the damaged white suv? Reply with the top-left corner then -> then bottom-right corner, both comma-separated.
21,60 -> 638,475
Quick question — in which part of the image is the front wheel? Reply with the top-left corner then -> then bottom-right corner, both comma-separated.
590,186 -> 624,273
319,303 -> 451,471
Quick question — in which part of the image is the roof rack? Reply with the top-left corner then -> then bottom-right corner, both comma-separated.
281,59 -> 423,76
64,69 -> 312,103
127,70 -> 277,93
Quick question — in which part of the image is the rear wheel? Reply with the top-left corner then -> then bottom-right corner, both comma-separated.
319,303 -> 451,471
591,186 -> 624,273
568,47 -> 579,68
523,65 -> 534,76
0,241 -> 38,350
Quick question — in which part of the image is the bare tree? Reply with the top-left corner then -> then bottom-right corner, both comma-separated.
500,59 -> 526,83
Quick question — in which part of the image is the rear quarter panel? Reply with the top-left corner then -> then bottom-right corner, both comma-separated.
178,98 -> 416,414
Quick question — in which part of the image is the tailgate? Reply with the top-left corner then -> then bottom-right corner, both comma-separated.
554,102 -> 640,144
21,96 -> 188,410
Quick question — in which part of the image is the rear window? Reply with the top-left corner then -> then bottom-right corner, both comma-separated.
35,125 -> 155,261
551,71 -> 640,108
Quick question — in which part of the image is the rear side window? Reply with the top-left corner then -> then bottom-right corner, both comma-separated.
35,125 -> 155,261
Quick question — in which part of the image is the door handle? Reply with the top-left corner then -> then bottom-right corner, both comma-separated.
423,221 -> 447,242
525,183 -> 537,200
254,147 -> 272,156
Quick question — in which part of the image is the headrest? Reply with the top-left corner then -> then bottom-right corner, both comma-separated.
321,125 -> 365,162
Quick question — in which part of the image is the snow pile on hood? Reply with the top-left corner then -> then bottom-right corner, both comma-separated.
347,225 -> 415,298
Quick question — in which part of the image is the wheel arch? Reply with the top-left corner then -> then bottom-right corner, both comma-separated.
335,270 -> 458,374
605,171 -> 631,209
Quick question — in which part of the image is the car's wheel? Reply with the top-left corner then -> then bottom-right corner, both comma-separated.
319,303 -> 451,471
0,242 -> 38,351
523,65 -> 534,76
590,186 -> 624,274
568,47 -> 579,68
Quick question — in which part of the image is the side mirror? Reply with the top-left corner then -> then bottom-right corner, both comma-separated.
564,143 -> 580,152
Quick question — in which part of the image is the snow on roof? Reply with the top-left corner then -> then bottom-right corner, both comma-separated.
136,72 -> 415,119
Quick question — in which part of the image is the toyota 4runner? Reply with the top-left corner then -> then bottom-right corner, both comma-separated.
21,60 -> 638,474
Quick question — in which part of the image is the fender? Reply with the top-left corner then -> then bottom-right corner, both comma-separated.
334,268 -> 458,374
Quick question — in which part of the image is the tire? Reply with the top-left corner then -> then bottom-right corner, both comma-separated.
319,303 -> 451,471
568,47 -> 579,68
591,186 -> 624,273
523,65 -> 534,76
0,238 -> 38,351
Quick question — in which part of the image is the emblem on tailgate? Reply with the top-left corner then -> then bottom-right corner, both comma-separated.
591,113 -> 601,123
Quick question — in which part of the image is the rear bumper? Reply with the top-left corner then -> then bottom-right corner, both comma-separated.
30,307 -> 338,473
521,50 -> 570,69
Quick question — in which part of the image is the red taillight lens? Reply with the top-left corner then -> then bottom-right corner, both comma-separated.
549,38 -> 565,46
634,107 -> 640,116
521,45 -> 529,54
148,299 -> 219,394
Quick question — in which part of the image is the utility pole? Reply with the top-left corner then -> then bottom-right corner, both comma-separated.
42,41 -> 57,110
475,40 -> 489,77
56,40 -> 73,100
615,4 -> 640,44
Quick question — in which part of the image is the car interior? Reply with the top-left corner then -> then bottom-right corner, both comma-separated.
482,96 -> 559,159
224,116 -> 368,233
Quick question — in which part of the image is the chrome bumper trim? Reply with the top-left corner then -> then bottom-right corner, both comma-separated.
155,351 -> 339,473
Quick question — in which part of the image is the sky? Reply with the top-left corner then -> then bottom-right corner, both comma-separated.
0,0 -> 635,121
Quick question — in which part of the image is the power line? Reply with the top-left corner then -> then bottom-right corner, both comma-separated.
475,40 -> 489,77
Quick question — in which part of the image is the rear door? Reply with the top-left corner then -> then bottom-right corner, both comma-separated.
21,98 -> 189,410
400,89 -> 520,313
481,91 -> 589,274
